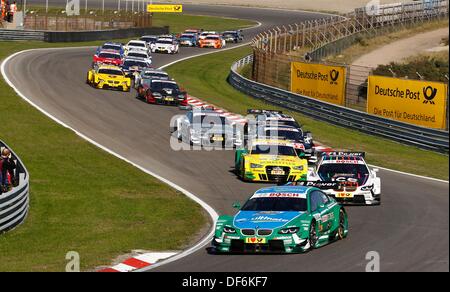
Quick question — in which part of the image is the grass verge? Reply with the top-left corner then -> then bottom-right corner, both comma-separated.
0,41 -> 208,271
165,46 -> 449,180
0,10 -> 254,272
153,13 -> 256,33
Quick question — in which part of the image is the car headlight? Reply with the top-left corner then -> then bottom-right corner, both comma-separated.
278,227 -> 299,234
293,165 -> 304,171
177,94 -> 186,100
98,78 -> 104,82
250,163 -> 263,168
152,92 -> 162,98
223,226 -> 236,234
361,184 -> 374,191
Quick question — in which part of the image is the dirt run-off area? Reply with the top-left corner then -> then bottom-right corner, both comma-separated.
352,27 -> 449,68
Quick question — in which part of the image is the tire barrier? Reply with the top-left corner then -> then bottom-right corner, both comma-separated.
0,140 -> 29,234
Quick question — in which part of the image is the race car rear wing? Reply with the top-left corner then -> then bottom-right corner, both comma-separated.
247,109 -> 283,114
317,151 -> 365,158
287,181 -> 342,189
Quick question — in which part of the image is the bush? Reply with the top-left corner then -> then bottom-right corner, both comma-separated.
372,54 -> 449,82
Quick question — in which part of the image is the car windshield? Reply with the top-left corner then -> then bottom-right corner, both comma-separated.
192,115 -> 228,127
206,36 -> 219,40
157,40 -> 173,44
262,119 -> 300,128
318,163 -> 370,185
141,37 -> 156,42
123,60 -> 147,68
181,34 -> 194,39
129,42 -> 145,47
98,69 -> 123,75
102,45 -> 121,51
241,197 -> 307,212
128,52 -> 147,58
98,53 -> 120,59
263,129 -> 303,141
251,145 -> 297,156
151,82 -> 179,91
143,72 -> 168,79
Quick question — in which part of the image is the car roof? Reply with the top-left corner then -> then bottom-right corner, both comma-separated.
143,69 -> 167,74
103,42 -> 122,46
320,155 -> 366,165
249,138 -> 295,147
127,50 -> 148,54
151,79 -> 177,84
128,40 -> 146,44
263,125 -> 300,132
98,49 -> 121,54
98,64 -> 122,70
252,186 -> 309,199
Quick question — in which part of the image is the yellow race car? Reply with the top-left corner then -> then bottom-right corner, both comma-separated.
235,139 -> 308,183
86,64 -> 131,92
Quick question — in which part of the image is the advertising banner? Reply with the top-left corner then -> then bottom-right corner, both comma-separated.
290,62 -> 347,105
367,75 -> 447,129
147,4 -> 183,13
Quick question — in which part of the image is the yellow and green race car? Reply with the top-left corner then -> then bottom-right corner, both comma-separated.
86,64 -> 131,92
235,139 -> 308,183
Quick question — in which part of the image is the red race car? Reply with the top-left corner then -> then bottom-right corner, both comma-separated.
92,50 -> 123,66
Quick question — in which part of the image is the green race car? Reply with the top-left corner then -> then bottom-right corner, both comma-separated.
211,182 -> 348,253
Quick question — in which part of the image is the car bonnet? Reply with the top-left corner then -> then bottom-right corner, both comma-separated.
233,211 -> 303,230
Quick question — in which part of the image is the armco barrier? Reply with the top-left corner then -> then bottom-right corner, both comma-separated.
0,26 -> 169,42
44,26 -> 169,42
229,55 -> 449,153
0,140 -> 29,234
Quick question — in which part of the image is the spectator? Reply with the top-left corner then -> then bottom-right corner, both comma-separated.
9,0 -> 15,22
1,0 -> 6,21
4,0 -> 9,22
0,148 -> 16,193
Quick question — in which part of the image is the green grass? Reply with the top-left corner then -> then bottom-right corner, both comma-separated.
0,44 -> 217,272
165,46 -> 449,180
153,13 -> 256,34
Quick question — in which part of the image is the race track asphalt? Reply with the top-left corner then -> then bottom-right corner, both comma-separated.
3,3 -> 449,272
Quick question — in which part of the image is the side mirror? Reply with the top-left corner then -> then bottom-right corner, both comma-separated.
232,201 -> 241,209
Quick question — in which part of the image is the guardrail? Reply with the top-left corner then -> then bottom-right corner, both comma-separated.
0,26 -> 169,42
0,29 -> 45,40
0,140 -> 30,234
229,55 -> 449,153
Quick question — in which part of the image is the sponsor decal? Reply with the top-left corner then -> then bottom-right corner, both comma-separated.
290,62 -> 346,105
147,4 -> 183,13
250,216 -> 289,223
245,237 -> 267,244
367,75 -> 447,129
